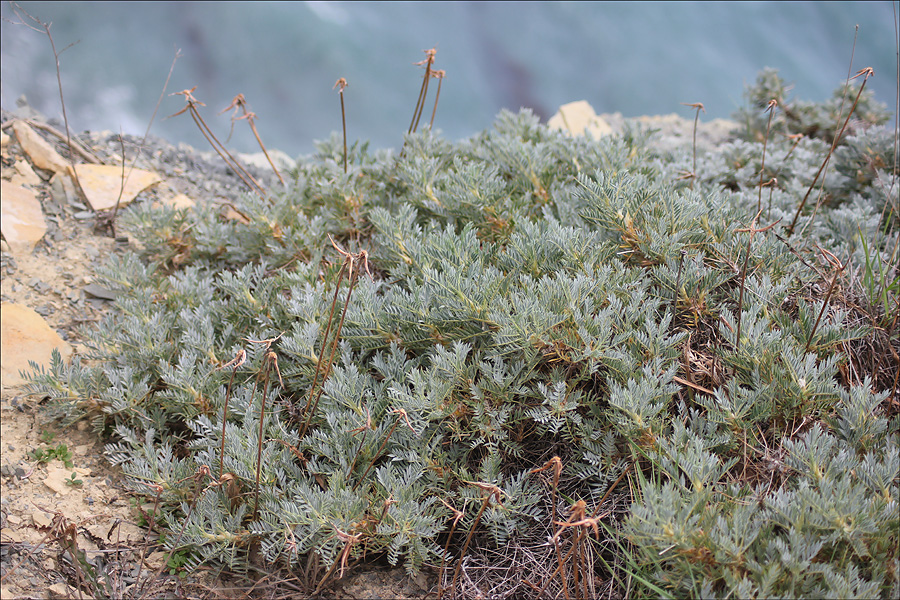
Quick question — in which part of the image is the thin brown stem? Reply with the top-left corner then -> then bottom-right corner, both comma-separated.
299,241 -> 371,440
298,260 -> 348,439
409,47 -> 436,135
0,119 -> 99,163
8,4 -> 85,202
221,93 -> 286,185
735,213 -> 781,350
217,349 -> 246,479
758,99 -> 777,214
112,46 -> 182,232
170,88 -> 267,198
334,78 -> 349,174
303,263 -> 358,437
437,500 -> 465,600
429,70 -> 446,130
805,248 -> 847,353
352,414 -> 401,492
681,102 -> 705,189
253,351 -> 277,517
787,67 -> 874,235
450,483 -> 503,596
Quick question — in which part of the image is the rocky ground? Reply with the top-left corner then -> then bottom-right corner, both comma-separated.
0,100 -> 736,599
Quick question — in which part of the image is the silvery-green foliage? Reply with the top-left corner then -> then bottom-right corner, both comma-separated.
26,72 -> 898,597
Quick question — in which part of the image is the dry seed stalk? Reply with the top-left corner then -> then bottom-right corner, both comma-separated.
408,47 -> 437,135
450,483 -> 504,596
787,67 -> 874,235
352,408 -> 416,492
805,246 -> 847,353
530,457 -> 568,598
429,69 -> 446,129
735,212 -> 781,350
241,335 -> 284,517
169,87 -> 267,198
334,78 -> 349,173
437,499 -> 466,600
758,99 -> 777,214
220,93 -> 286,185
216,349 -> 246,479
298,238 -> 371,439
107,47 -> 182,234
681,102 -> 705,189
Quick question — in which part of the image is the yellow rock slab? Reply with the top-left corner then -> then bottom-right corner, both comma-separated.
71,164 -> 161,211
0,181 -> 47,254
11,120 -> 69,174
43,466 -> 91,495
10,159 -> 42,187
548,100 -> 613,138
0,303 -> 72,387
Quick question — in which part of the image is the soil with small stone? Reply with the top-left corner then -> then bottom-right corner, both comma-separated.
0,104 -> 735,599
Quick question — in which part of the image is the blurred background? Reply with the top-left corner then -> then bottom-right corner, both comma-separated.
1,1 -> 896,157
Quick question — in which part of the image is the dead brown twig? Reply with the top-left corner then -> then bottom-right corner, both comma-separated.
240,334 -> 285,517
0,118 -> 100,163
105,46 -> 183,235
6,3 -> 86,210
437,499 -> 466,600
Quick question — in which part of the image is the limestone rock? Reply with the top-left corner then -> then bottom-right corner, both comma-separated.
43,466 -> 90,495
548,100 -> 613,138
1,527 -> 23,543
11,121 -> 69,174
71,164 -> 161,211
31,509 -> 54,528
0,303 -> 72,387
0,181 -> 47,254
10,160 -> 42,187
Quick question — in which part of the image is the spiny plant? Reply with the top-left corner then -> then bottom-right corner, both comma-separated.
23,62 -> 898,600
